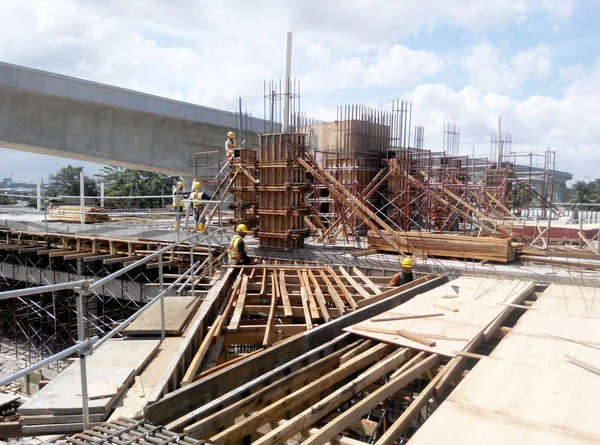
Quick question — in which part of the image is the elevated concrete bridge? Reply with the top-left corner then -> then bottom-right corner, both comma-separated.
0,61 -> 269,178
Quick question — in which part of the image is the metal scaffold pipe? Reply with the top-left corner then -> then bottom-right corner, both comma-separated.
282,31 -> 293,133
0,280 -> 91,300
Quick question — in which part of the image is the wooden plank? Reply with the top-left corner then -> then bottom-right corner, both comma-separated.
123,297 -> 202,336
299,270 -> 320,319
263,273 -> 277,347
22,423 -> 102,435
183,339 -> 366,439
338,267 -> 373,300
207,343 -> 392,445
433,302 -> 459,313
377,356 -> 460,445
180,315 -> 223,387
371,312 -> 444,322
352,267 -> 381,295
319,270 -> 346,316
110,337 -> 183,420
326,267 -> 357,309
20,413 -> 106,425
300,288 -> 314,330
19,340 -> 159,415
308,270 -> 331,322
227,276 -> 249,332
252,348 -> 416,445
301,353 -> 440,445
279,271 -> 293,317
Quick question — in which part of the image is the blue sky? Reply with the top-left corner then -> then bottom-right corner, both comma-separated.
1,0 -> 599,184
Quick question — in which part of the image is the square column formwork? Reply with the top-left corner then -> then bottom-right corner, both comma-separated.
257,133 -> 311,250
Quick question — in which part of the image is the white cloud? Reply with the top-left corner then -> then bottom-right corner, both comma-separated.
462,41 -> 552,93
0,0 -> 592,181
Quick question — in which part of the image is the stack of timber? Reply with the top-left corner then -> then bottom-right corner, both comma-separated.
368,230 -> 516,262
48,206 -> 110,223
257,133 -> 311,250
17,340 -> 160,435
408,283 -> 600,445
229,147 -> 259,229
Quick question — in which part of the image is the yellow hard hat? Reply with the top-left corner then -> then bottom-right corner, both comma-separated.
227,131 -> 236,139
401,257 -> 414,269
236,224 -> 248,233
193,181 -> 201,189
177,181 -> 184,187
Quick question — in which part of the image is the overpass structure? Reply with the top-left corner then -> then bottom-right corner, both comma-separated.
0,61 -> 269,178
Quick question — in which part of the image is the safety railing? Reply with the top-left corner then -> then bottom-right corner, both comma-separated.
0,230 -> 218,429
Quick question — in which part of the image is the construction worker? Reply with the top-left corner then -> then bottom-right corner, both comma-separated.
228,224 -> 252,265
191,182 -> 212,233
172,181 -> 191,231
389,257 -> 415,286
225,131 -> 236,163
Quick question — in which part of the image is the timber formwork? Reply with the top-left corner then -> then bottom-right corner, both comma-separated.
256,133 -> 311,250
229,147 -> 259,230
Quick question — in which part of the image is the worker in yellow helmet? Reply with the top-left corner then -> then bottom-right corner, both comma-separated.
389,256 -> 414,286
191,181 -> 212,233
225,131 -> 236,164
172,181 -> 191,231
227,224 -> 252,265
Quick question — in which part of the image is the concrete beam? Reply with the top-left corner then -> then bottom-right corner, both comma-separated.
0,61 -> 271,178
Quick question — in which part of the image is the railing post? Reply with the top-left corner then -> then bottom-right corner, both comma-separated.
100,181 -> 105,209
208,234 -> 213,280
80,171 -> 86,225
42,179 -> 48,233
190,245 -> 195,296
76,289 -> 90,430
159,253 -> 165,341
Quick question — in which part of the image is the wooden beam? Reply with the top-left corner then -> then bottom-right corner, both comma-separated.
319,270 -> 346,316
377,356 -> 457,445
352,267 -> 381,295
298,270 -> 320,319
207,344 -> 392,445
180,315 -> 222,387
301,353 -> 440,445
227,276 -> 249,332
300,288 -> 314,330
308,270 -> 331,322
338,267 -> 372,300
183,339 -> 366,439
326,267 -> 357,309
279,271 -> 293,317
263,273 -> 277,347
252,347 -> 414,445
370,312 -> 444,322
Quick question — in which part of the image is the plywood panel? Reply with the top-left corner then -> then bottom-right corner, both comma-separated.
408,283 -> 600,445
19,340 -> 160,416
123,297 -> 202,336
344,277 -> 533,356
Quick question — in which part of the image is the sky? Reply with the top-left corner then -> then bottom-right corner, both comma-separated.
1,0 -> 599,184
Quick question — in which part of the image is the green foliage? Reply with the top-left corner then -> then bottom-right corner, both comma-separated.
0,195 -> 17,205
48,165 -> 99,197
96,166 -> 179,208
564,180 -> 600,209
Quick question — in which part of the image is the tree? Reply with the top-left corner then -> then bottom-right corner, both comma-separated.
564,180 -> 598,207
47,165 -> 99,197
96,166 -> 179,208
